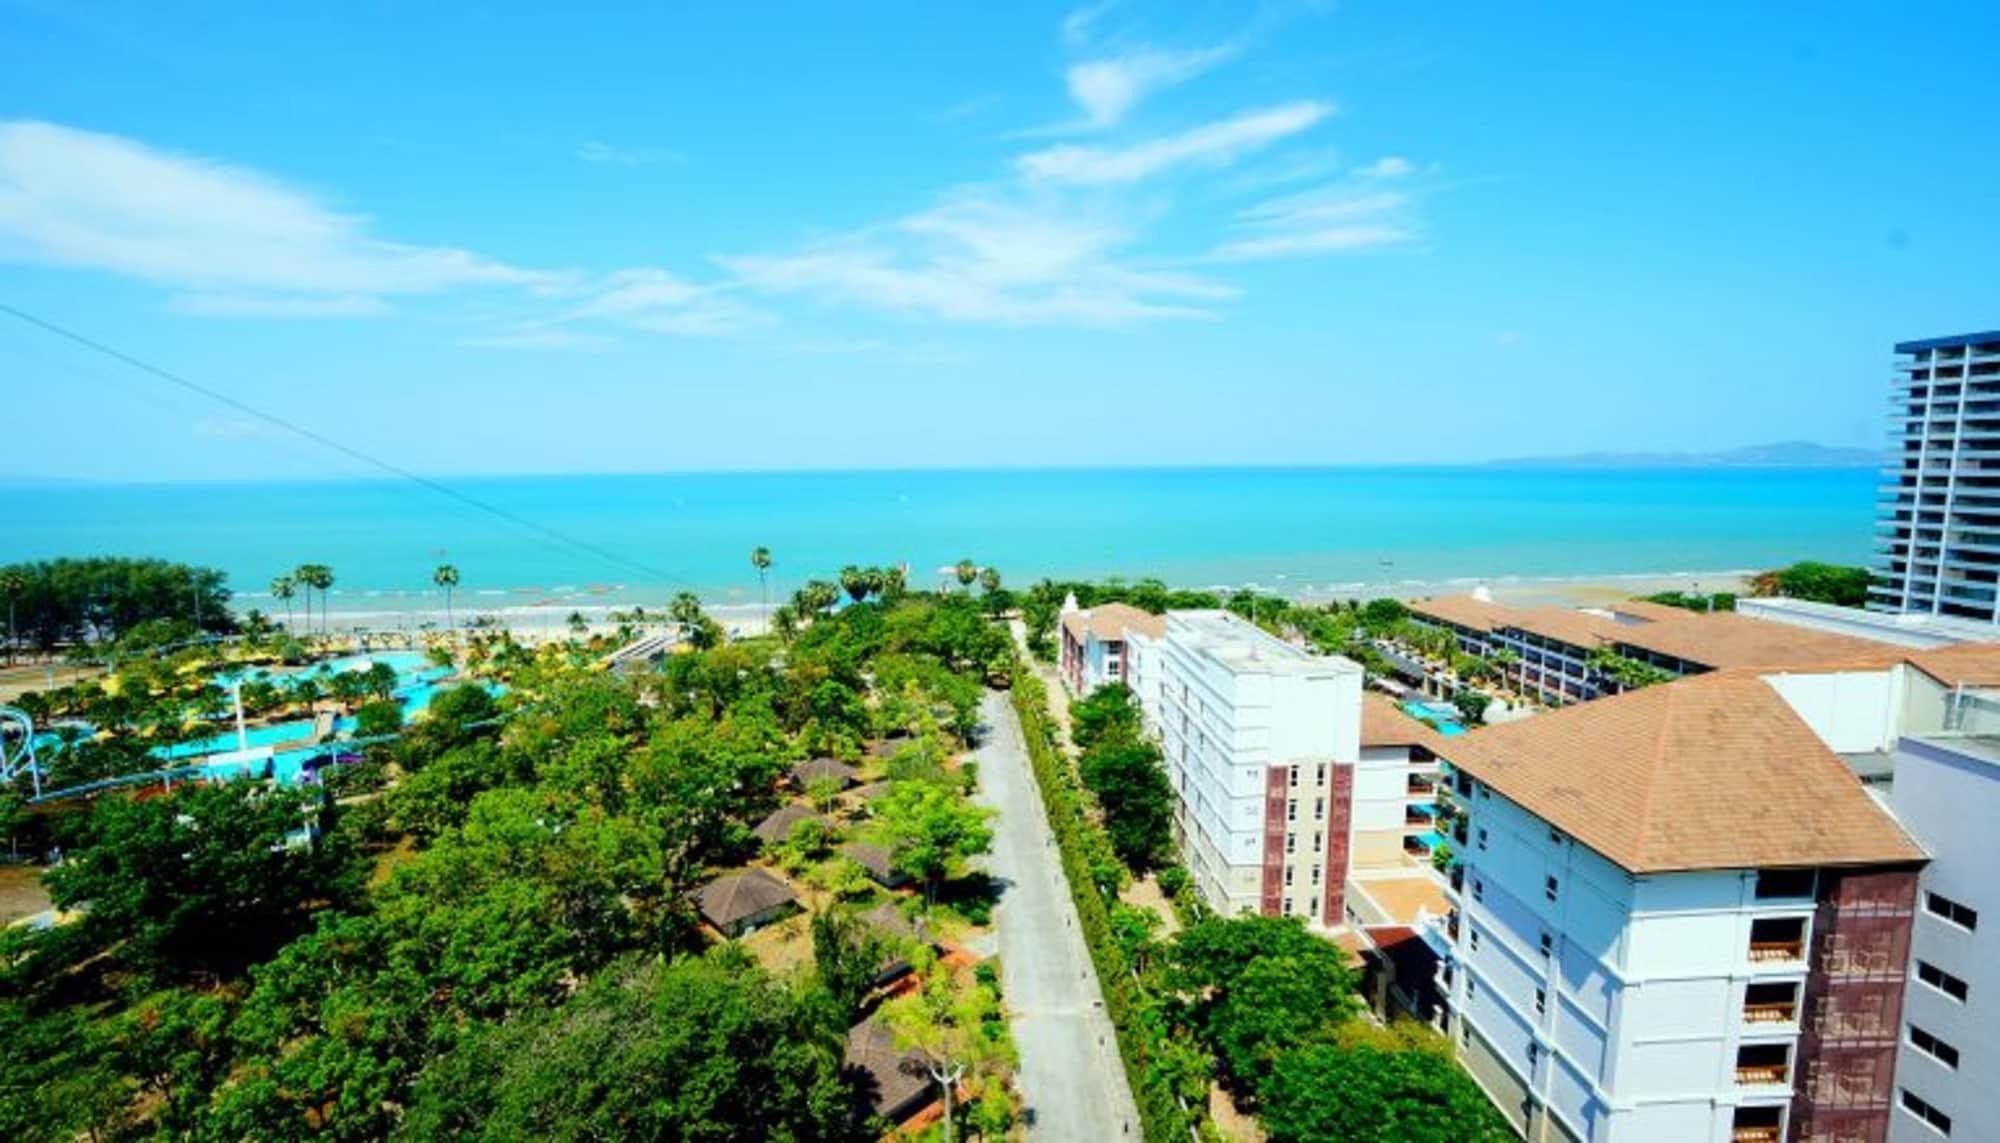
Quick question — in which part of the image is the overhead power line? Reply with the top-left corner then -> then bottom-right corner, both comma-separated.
0,302 -> 689,588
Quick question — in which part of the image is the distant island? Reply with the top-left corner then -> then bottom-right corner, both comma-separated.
1488,440 -> 1880,469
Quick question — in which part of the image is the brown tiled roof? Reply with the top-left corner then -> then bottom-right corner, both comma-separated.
1409,595 -> 1510,632
841,842 -> 910,886
848,780 -> 896,802
696,868 -> 799,928
1438,672 -> 1925,873
790,757 -> 859,788
751,803 -> 827,845
1606,599 -> 1688,623
1360,693 -> 1445,751
844,1019 -> 935,1123
860,900 -> 919,942
1497,606 -> 1624,651
1060,602 -> 1167,644
1904,642 -> 2000,688
1612,612 -> 1898,671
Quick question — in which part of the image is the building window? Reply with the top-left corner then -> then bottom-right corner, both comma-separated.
1548,828 -> 1564,846
1525,1042 -> 1540,1067
1313,798 -> 1324,820
1545,876 -> 1560,902
1288,765 -> 1299,788
1534,988 -> 1547,1015
1477,827 -> 1489,850
1310,864 -> 1321,884
1282,898 -> 1295,916
1755,868 -> 1814,899
1469,929 -> 1481,951
1466,977 -> 1477,999
1284,866 -> 1295,887
1916,960 -> 1970,1003
1901,1089 -> 1953,1136
1925,892 -> 1979,932
1287,798 -> 1298,822
1908,1025 -> 1960,1070
1285,832 -> 1297,855
1472,878 -> 1484,903
1316,763 -> 1327,785
1312,831 -> 1323,851
1539,931 -> 1553,958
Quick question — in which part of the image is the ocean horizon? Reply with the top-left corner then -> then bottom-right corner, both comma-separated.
3,464 -> 1875,616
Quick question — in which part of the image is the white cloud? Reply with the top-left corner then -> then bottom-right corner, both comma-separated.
168,292 -> 391,318
928,95 -> 1000,124
1063,44 -> 1236,129
720,191 -> 1236,326
575,141 -> 682,167
1359,155 -> 1414,178
1018,101 -> 1332,185
565,267 -> 770,336
1209,179 -> 1418,262
1061,2 -> 1117,48
0,120 -> 550,313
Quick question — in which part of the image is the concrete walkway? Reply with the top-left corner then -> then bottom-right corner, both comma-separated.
974,689 -> 1141,1140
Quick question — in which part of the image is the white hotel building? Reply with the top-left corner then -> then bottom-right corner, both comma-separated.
1153,611 -> 1364,924
1435,671 -> 1928,1143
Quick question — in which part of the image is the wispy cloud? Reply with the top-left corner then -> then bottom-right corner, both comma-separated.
0,120 -> 552,316
1062,43 -> 1237,130
1018,100 -> 1332,185
928,95 -> 1001,125
1061,1 -> 1117,49
564,268 -> 770,336
1208,163 -> 1421,261
720,190 -> 1236,326
462,327 -> 616,351
575,140 -> 682,167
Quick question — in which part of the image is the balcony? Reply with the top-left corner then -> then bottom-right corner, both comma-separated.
1748,918 -> 1806,964
1407,774 -> 1437,797
1742,980 -> 1799,1025
1735,1044 -> 1792,1088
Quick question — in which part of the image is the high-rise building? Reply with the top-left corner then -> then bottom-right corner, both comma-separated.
1154,610 -> 1364,923
1434,672 -> 1928,1143
1877,330 -> 2000,622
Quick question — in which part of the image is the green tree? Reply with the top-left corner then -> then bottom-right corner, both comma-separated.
811,906 -> 893,1017
953,559 -> 978,592
41,782 -> 361,981
751,545 -> 773,619
102,988 -> 236,1137
399,952 -> 863,1141
0,569 -> 20,664
839,564 -> 874,604
269,573 -> 297,633
877,781 -> 993,907
1168,914 -> 1360,1090
880,954 -> 1012,1143
1751,561 -> 1873,607
1070,682 -> 1143,751
1259,1039 -> 1512,1143
433,563 -> 461,636
1079,737 -> 1175,870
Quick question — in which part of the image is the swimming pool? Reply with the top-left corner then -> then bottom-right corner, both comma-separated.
1401,700 -> 1467,736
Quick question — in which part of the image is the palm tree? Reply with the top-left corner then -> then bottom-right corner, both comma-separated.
0,570 -> 22,665
294,564 -> 335,638
433,563 -> 461,636
750,546 -> 772,624
953,559 -> 978,592
269,574 -> 297,633
839,564 -> 873,604
291,564 -> 316,636
978,567 -> 1001,595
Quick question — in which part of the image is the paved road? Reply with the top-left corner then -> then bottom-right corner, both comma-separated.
974,689 -> 1141,1140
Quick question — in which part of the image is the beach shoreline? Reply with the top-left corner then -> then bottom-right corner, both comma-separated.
237,569 -> 1755,638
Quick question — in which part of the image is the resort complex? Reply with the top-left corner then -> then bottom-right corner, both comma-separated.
1877,330 -> 2000,623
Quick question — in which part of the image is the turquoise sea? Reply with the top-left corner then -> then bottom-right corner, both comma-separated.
2,467 -> 1876,617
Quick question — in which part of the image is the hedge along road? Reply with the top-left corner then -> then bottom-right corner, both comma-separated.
974,689 -> 1142,1139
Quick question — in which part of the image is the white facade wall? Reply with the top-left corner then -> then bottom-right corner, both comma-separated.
1125,629 -> 1162,734
1156,611 -> 1360,920
1448,782 -> 1816,1143
1889,736 -> 1998,1143
1762,667 -> 1906,753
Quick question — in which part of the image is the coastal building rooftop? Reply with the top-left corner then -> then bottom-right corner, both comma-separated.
1360,693 -> 1446,751
1737,596 -> 2000,649
1167,610 -> 1360,679
1059,601 -> 1166,644
1438,671 -> 1926,873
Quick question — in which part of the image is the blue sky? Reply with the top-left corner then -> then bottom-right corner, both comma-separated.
3,1 -> 1996,482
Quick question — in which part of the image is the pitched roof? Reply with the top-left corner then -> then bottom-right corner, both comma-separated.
1606,599 -> 1690,624
751,803 -> 827,845
848,780 -> 897,802
860,900 -> 919,942
1496,606 -> 1624,651
1612,611 -> 1897,671
844,1019 -> 935,1123
1360,693 -> 1445,751
1409,595 -> 1511,632
695,868 -> 799,928
841,842 -> 908,884
1438,672 -> 1925,873
1905,642 -> 2000,688
1060,601 -> 1167,644
790,757 -> 859,787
